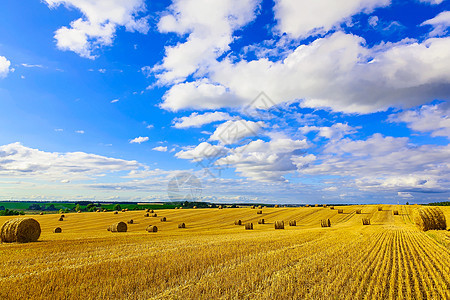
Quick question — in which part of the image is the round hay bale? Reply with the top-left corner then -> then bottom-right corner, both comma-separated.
257,205 -> 262,209
107,226 -> 111,231
323,204 -> 327,208
274,221 -> 284,229
414,207 -> 446,231
144,213 -> 149,217
330,206 -> 334,210
321,219 -> 331,227
58,217 -> 64,221
109,222 -> 127,232
160,217 -> 166,222
150,210 -> 154,213
152,213 -> 157,217
289,220 -> 296,226
39,212 -> 44,215
121,209 -> 126,212
96,210 -> 100,213
257,210 -> 263,214
54,227 -> 62,233
393,210 -> 399,215
193,206 -> 197,209
127,219 -> 134,224
125,208 -> 129,211
251,205 -> 255,209
146,208 -> 150,212
60,214 -> 65,218
274,205 -> 279,208
355,209 -> 362,214
114,211 -> 118,214
178,223 -> 186,228
103,209 -> 107,212
338,209 -> 343,214
244,223 -> 253,230
305,204 -> 310,207
1,218 -> 41,243
258,219 -> 265,224
362,218 -> 371,225
218,205 -> 223,209
146,225 -> 158,232
377,206 -> 382,211
315,204 -> 319,207
77,210 -> 81,213
234,220 -> 242,225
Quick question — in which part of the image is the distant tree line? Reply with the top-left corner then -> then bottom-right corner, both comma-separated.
426,201 -> 450,206
0,208 -> 25,216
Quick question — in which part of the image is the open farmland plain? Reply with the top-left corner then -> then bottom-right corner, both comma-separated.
0,205 -> 449,299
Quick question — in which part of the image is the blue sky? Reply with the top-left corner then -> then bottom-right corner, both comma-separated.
0,0 -> 449,204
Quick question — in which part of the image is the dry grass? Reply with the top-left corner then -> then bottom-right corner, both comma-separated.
414,207 -> 447,231
0,205 -> 449,299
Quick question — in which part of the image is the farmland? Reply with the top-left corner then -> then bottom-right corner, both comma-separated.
0,205 -> 449,299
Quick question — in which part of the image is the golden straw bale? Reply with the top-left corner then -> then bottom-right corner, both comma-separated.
355,209 -> 362,214
109,222 -> 127,232
257,210 -> 263,214
321,219 -> 331,227
274,221 -> 284,229
0,218 -> 41,243
289,220 -> 296,226
146,225 -> 158,232
393,210 -> 399,215
362,218 -> 371,225
234,220 -> 242,225
338,209 -> 343,214
258,219 -> 265,224
414,207 -> 446,231
127,219 -> 134,224
160,217 -> 166,222
54,227 -> 62,233
244,223 -> 253,230
178,223 -> 186,228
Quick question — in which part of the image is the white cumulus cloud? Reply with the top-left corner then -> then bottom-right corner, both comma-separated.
152,146 -> 168,152
422,11 -> 450,37
0,56 -> 11,78
173,112 -> 232,128
130,136 -> 149,144
44,0 -> 149,58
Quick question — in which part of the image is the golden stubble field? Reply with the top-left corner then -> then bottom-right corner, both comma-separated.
0,205 -> 449,299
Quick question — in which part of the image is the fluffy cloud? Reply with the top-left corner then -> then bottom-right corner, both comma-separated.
173,112 -> 232,128
422,11 -> 450,37
299,134 -> 450,192
216,138 -> 309,181
44,0 -> 149,58
419,0 -> 444,4
388,103 -> 450,138
300,123 -> 357,140
209,120 -> 265,145
175,142 -> 228,162
204,32 -> 450,114
0,142 -> 140,180
129,136 -> 149,144
274,0 -> 390,38
152,146 -> 168,152
154,0 -> 260,84
0,56 -> 11,78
